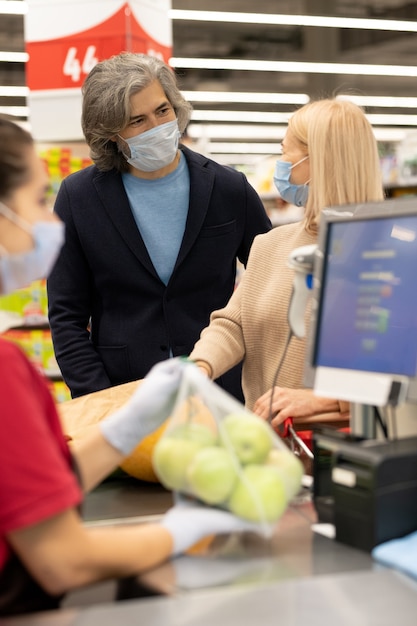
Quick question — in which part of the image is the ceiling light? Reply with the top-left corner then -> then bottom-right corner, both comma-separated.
0,86 -> 29,97
0,51 -> 28,62
181,91 -> 309,105
169,9 -> 417,33
366,114 -> 417,126
187,124 -> 286,140
191,110 -> 291,123
187,123 -> 407,144
185,93 -> 417,113
189,109 -> 417,126
204,154 -> 270,166
337,95 -> 417,109
0,106 -> 29,116
171,57 -> 417,78
0,1 -> 27,15
372,128 -> 407,142
202,142 -> 283,154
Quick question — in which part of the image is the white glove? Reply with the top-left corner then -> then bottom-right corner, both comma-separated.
100,358 -> 185,456
161,497 -> 271,557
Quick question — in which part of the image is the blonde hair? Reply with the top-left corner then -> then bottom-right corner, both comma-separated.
288,99 -> 384,233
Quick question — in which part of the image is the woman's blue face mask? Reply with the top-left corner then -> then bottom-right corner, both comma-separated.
0,202 -> 65,295
273,156 -> 309,207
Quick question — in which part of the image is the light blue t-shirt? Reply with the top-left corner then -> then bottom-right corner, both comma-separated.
122,152 -> 190,285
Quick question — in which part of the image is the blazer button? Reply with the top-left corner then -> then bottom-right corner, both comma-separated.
160,345 -> 168,351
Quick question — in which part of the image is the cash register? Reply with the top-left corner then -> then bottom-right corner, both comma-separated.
303,198 -> 417,552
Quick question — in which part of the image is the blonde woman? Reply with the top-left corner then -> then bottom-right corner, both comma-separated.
191,98 -> 384,430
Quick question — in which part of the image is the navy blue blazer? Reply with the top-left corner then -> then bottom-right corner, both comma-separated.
47,146 -> 272,399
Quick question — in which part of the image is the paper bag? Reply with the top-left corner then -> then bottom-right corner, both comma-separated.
58,380 -> 165,482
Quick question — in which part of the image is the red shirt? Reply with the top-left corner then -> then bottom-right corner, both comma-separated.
0,339 -> 82,570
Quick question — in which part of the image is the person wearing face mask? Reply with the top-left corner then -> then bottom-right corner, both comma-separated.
46,52 -> 271,401
190,98 -> 385,429
273,155 -> 310,209
0,116 -> 265,617
0,202 -> 64,296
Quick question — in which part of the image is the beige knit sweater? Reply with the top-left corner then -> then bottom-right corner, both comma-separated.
191,221 -> 349,416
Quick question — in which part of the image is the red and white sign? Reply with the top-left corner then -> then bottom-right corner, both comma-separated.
25,0 -> 172,141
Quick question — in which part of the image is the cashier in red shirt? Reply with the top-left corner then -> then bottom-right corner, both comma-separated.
0,117 -> 261,617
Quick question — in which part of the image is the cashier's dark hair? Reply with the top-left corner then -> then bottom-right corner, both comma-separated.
0,116 -> 34,202
81,52 -> 193,172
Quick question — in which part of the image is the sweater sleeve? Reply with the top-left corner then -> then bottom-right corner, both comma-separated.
190,280 -> 246,380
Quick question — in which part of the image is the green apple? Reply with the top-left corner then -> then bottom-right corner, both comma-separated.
168,422 -> 218,446
152,422 -> 218,491
187,446 -> 239,504
266,448 -> 304,500
220,412 -> 273,465
152,437 -> 204,491
228,464 -> 288,523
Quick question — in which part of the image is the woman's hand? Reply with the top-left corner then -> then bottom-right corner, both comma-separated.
253,387 -> 317,426
192,360 -> 212,378
253,386 -> 345,428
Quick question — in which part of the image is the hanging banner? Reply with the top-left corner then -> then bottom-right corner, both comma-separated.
25,0 -> 172,141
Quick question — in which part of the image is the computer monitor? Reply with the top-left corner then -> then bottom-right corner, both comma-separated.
304,197 -> 417,407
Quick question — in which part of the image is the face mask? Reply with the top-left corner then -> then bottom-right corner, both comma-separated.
273,156 -> 309,207
119,119 -> 181,172
0,202 -> 65,295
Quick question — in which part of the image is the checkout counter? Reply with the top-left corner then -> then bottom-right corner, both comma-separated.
5,203 -> 417,623
3,472 -> 417,625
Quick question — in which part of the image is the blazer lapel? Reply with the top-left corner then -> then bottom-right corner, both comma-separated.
92,168 -> 160,279
91,150 -> 215,282
174,147 -> 215,268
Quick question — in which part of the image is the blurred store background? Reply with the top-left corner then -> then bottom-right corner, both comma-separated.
2,1 -> 417,198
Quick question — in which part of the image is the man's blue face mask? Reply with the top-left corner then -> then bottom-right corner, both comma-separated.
118,119 -> 181,172
273,156 -> 309,207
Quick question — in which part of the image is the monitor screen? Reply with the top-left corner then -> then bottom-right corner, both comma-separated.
305,198 -> 417,406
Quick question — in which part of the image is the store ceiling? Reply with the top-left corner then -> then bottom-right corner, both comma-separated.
171,0 -> 417,161
1,0 -> 417,160
172,0 -> 417,98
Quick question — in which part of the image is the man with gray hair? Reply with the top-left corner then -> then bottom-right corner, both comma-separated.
47,52 -> 271,400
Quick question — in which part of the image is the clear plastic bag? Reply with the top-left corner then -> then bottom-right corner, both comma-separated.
152,363 -> 304,534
